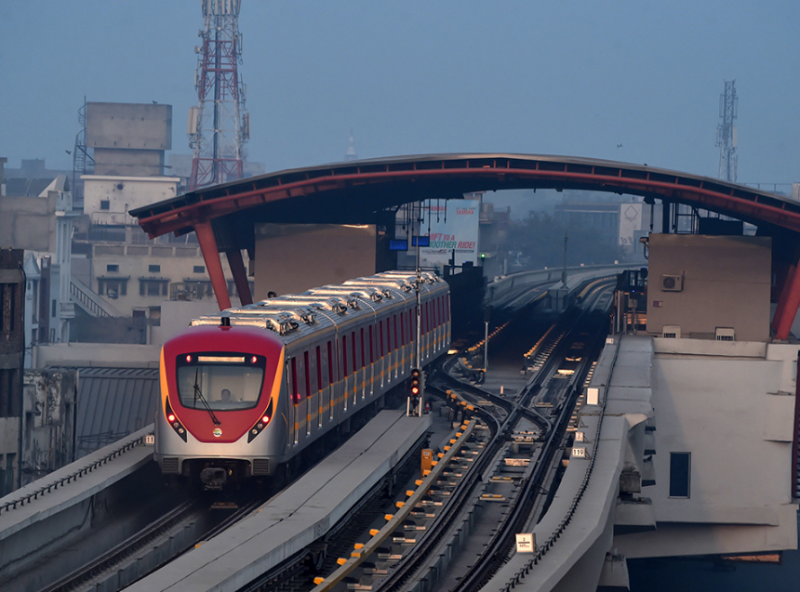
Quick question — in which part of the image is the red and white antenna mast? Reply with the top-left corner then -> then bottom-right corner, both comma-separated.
188,0 -> 250,190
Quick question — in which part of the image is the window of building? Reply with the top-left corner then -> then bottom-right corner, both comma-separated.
97,278 -> 129,298
0,369 -> 19,417
148,264 -> 161,273
139,279 -> 169,297
106,264 -> 119,273
193,265 -> 205,274
669,452 -> 691,498
100,199 -> 110,210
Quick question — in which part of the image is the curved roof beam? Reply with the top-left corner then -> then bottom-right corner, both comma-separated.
130,154 -> 800,239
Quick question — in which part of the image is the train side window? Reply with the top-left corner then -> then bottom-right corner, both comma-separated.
369,325 -> 374,364
350,331 -> 358,373
360,328 -> 366,370
291,358 -> 299,404
304,351 -> 311,398
327,341 -> 334,382
342,335 -> 348,377
316,346 -> 322,396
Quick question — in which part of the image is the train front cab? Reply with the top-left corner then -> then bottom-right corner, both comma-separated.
155,325 -> 287,489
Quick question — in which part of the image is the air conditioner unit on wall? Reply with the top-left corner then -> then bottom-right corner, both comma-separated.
662,325 -> 681,338
715,327 -> 735,341
661,274 -> 683,292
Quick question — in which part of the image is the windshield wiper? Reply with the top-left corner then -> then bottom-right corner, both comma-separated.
194,368 -> 221,426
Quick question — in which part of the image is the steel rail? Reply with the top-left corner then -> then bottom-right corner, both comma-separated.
450,282 -> 615,591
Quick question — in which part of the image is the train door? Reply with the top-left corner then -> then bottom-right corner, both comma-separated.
327,340 -> 335,421
378,320 -> 385,389
304,350 -> 312,436
360,327 -> 366,399
368,324 -> 375,397
350,331 -> 358,407
342,334 -> 349,412
287,357 -> 298,446
316,345 -> 324,428
393,315 -> 400,379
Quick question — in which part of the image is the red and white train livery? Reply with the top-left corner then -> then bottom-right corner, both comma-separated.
155,271 -> 450,488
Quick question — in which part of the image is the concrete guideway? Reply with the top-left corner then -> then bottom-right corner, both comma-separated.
0,426 -> 154,586
485,332 -> 800,591
123,409 -> 430,592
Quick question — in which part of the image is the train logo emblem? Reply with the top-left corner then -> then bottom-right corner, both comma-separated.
213,428 -> 222,438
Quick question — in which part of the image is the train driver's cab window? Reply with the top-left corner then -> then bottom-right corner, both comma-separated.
176,353 -> 266,410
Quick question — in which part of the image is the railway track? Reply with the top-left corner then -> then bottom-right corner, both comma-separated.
294,279 -> 615,592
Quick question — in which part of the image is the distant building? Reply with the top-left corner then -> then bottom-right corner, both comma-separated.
71,103 -> 252,343
555,198 -> 645,254
0,159 -> 77,358
0,249 -> 25,495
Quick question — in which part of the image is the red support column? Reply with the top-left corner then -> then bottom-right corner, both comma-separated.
772,263 -> 796,334
195,222 -> 232,311
774,261 -> 800,340
226,248 -> 252,306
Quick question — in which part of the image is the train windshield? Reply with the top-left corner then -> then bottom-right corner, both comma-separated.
176,353 -> 266,411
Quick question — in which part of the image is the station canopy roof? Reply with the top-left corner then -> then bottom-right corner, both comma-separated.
130,153 -> 800,252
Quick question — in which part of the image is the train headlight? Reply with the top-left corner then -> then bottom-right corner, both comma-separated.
165,400 -> 187,442
247,401 -> 274,443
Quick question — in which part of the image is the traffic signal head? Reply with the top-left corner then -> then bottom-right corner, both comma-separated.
410,368 -> 421,396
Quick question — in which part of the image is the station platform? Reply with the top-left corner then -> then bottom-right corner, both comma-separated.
124,409 -> 431,592
0,426 -> 154,587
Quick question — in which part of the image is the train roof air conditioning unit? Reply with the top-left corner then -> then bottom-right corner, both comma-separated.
661,274 -> 683,292
662,325 -> 681,339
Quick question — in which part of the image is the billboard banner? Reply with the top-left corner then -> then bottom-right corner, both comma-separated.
418,199 -> 480,270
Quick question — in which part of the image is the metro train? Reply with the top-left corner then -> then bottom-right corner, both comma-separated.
155,271 -> 451,489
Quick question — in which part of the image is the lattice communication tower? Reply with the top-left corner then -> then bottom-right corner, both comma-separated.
716,79 -> 738,182
188,0 -> 250,190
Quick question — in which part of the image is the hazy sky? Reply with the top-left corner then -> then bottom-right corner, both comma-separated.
1,1 -> 798,186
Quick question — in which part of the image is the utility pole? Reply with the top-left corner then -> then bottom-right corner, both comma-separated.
716,80 -> 738,182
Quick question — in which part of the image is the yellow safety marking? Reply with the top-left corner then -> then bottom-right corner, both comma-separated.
385,514 -> 394,521
395,501 -> 404,508
370,529 -> 379,536
314,577 -> 325,585
415,479 -> 423,486
351,551 -> 361,558
337,558 -> 347,566
354,543 -> 364,550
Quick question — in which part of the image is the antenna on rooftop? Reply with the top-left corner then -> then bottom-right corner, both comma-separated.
188,0 -> 250,190
716,80 -> 738,182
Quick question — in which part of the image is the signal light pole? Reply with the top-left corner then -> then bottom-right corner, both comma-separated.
408,200 -> 425,417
